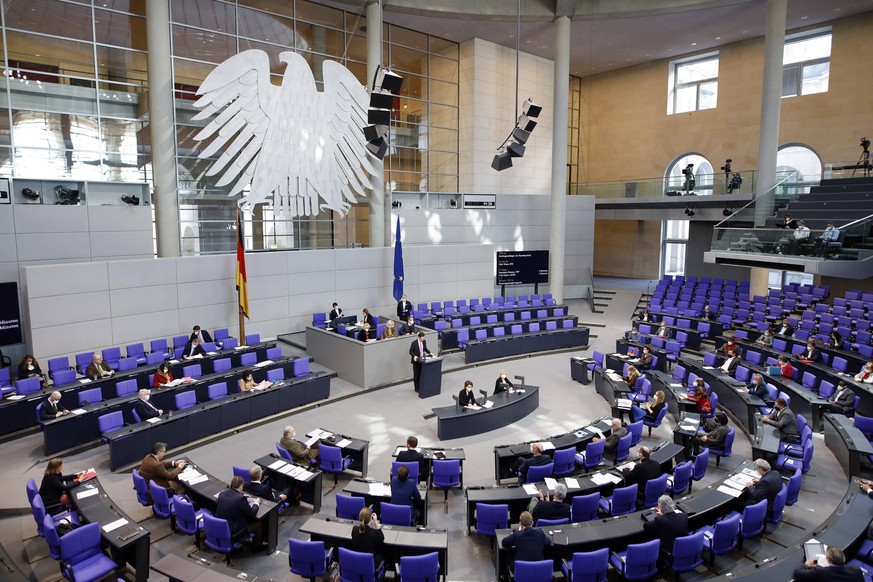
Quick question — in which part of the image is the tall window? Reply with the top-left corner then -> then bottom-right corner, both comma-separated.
665,153 -> 714,196
567,75 -> 582,190
663,220 -> 689,276
668,54 -> 718,114
783,29 -> 831,98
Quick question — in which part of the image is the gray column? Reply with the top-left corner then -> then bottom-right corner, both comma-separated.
146,0 -> 180,257
548,16 -> 570,303
754,0 -> 787,226
366,0 -> 386,247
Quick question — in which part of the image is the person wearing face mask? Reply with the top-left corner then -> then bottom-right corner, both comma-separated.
39,391 -> 69,420
153,361 -> 174,387
459,379 -> 478,408
18,354 -> 48,388
134,388 -> 163,420
188,325 -> 213,343
494,369 -> 515,394
182,336 -> 207,360
280,425 -> 320,462
396,295 -> 413,321
400,316 -> 416,336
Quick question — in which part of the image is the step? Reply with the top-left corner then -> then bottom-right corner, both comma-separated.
810,185 -> 873,195
821,176 -> 873,187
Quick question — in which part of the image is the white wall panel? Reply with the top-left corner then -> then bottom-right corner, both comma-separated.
17,233 -> 91,262
246,252 -> 287,277
90,231 -> 154,259
26,262 -> 108,298
177,280 -> 237,308
87,207 -> 152,232
176,254 -> 234,283
32,321 -> 113,360
108,259 -> 177,289
247,274 -> 289,300
109,285 -> 179,318
0,234 -> 17,262
110,310 -> 181,347
13,206 -> 89,233
29,291 -> 110,329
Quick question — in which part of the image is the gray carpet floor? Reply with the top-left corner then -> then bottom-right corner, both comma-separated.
2,280 -> 850,581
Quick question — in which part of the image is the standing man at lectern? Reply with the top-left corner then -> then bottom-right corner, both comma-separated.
409,332 -> 432,393
397,294 -> 413,321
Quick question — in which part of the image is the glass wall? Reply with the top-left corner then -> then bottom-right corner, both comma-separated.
171,0 -> 459,254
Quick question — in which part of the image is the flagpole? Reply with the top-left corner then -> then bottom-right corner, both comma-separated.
239,305 -> 246,343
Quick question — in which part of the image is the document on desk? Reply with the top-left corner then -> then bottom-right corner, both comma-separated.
369,483 -> 392,497
523,484 -> 539,495
670,383 -> 683,388
76,488 -> 99,500
268,460 -> 286,471
544,477 -> 558,492
591,472 -> 622,485
540,441 -> 555,451
305,435 -> 321,447
78,379 -> 92,384
615,398 -> 632,410
278,464 -> 294,475
716,485 -> 744,498
207,351 -> 218,355
146,417 -> 162,424
723,476 -> 747,491
103,518 -> 128,532
679,422 -> 698,432
6,394 -> 25,400
187,474 -> 208,485
564,477 -> 580,489
255,360 -> 273,367
703,366 -> 715,370
482,400 -> 494,409
335,438 -> 352,448
70,408 -> 87,415
165,379 -> 184,387
178,469 -> 203,483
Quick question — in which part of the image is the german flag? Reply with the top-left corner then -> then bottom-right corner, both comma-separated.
236,208 -> 249,319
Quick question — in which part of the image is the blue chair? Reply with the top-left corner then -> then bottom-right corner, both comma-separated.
709,427 -> 735,468
276,442 -> 294,462
208,382 -> 227,400
336,493 -> 367,520
150,339 -> 170,358
777,440 -> 814,474
608,539 -> 659,580
731,498 -> 768,549
668,461 -> 693,497
513,560 -> 553,582
552,448 -> 576,476
391,461 -> 420,483
43,514 -> 63,560
222,337 -> 239,350
131,469 -> 150,507
561,548 -> 608,582
313,313 -> 328,328
293,358 -> 311,377
203,513 -> 249,564
338,547 -> 385,582
671,532 -> 704,577
97,411 -> 124,441
398,551 -> 439,582
59,522 -> 117,582
213,358 -> 232,373
536,517 -> 569,527
432,459 -> 461,501
245,333 -> 260,345
381,502 -> 414,526
175,390 -> 196,410
571,492 -> 600,523
173,335 -> 188,350
476,503 -> 508,537
319,444 -> 351,487
289,538 -> 334,582
125,343 -> 147,365
215,328 -> 230,343
768,484 -> 788,524
240,352 -> 257,367
690,449 -> 708,490
77,387 -> 102,407
102,347 -> 122,369
232,466 -> 250,482
614,433 -> 632,463
182,364 -> 202,378
75,352 -> 94,375
638,474 -> 668,509
699,513 -> 740,566
524,463 -> 554,483
627,421 -> 643,446
48,356 -> 71,378
266,346 -> 282,360
267,368 -> 284,382
26,478 -> 39,506
52,369 -> 76,386
149,481 -> 175,521
31,494 -> 79,537
598,483 -> 638,516
115,379 -> 138,398
146,351 -> 164,366
785,468 -> 802,506
174,495 -> 209,548
117,357 -> 137,372
576,439 -> 604,470
642,406 -> 668,437
16,376 -> 41,395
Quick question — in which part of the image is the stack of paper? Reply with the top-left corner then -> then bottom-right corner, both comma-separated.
178,468 -> 203,483
615,398 -> 632,409
103,518 -> 128,532
335,438 -> 352,448
540,442 -> 555,451
268,460 -> 286,471
591,472 -> 622,485
254,360 -> 273,367
369,483 -> 392,497
71,409 -> 87,415
76,488 -> 99,500
544,477 -> 558,492
522,484 -> 539,495
564,478 -> 580,489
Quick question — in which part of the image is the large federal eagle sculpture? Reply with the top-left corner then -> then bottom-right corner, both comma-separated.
192,50 -> 379,217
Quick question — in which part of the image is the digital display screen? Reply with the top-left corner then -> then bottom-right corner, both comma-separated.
496,251 -> 549,285
0,282 -> 22,346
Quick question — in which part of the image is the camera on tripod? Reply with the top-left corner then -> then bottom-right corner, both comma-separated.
681,163 -> 695,194
861,137 -> 870,152
720,159 -> 732,173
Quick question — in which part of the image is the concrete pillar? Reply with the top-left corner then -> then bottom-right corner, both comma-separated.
366,0 -> 386,247
749,267 -> 770,299
548,16 -> 570,302
146,0 -> 181,257
754,0 -> 787,226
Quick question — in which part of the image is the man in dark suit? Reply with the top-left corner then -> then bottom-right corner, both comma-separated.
763,398 -> 800,442
397,295 -> 413,321
719,349 -> 741,374
743,373 -> 772,404
390,465 -> 421,523
530,483 -> 571,523
512,443 -> 552,484
400,316 -> 416,336
656,322 -> 672,338
602,418 -> 628,461
500,511 -> 552,564
702,305 -> 717,321
40,391 -> 69,421
182,336 -> 207,360
795,340 -> 822,362
86,354 -> 114,380
776,318 -> 795,337
243,467 -> 287,503
409,332 -> 432,392
744,459 -> 783,509
396,435 -> 426,477
643,495 -> 689,560
793,546 -> 863,581
189,325 -> 213,343
134,389 -> 163,421
329,303 -> 343,321
216,476 -> 265,549
829,381 -> 856,415
621,446 -> 660,499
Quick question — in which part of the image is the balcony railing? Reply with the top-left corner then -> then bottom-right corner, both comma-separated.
569,171 -> 757,199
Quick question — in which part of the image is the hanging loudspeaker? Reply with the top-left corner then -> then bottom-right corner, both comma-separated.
507,142 -> 526,158
491,151 -> 513,171
523,98 -> 542,118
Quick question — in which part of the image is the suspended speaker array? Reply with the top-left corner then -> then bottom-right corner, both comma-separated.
492,98 -> 543,171
364,66 -> 404,160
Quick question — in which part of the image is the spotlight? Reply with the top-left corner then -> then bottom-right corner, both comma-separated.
362,65 -> 403,161
507,142 -> 526,158
121,194 -> 140,206
449,199 -> 458,208
492,97 -> 544,172
365,137 -> 388,159
391,200 -> 402,208
684,205 -> 695,217
517,114 -> 537,133
522,98 -> 543,118
21,187 -> 39,200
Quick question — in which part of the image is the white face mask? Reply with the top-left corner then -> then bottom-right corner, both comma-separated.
292,432 -> 297,438
27,364 -> 34,370
144,395 -> 149,401
501,374 -> 506,379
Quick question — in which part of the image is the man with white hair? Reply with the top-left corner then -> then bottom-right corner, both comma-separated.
511,442 -> 552,484
643,495 -> 688,558
602,418 -> 628,461
279,425 -> 320,462
134,388 -> 163,421
745,458 -> 782,509
530,482 -> 571,523
794,546 -> 863,581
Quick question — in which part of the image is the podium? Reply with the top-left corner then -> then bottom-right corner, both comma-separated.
418,357 -> 443,399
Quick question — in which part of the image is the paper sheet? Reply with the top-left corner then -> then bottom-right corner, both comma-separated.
187,475 -> 208,485
544,477 -> 558,492
335,438 -> 352,448
615,399 -> 632,409
268,460 -> 286,470
76,488 -> 99,500
146,417 -> 161,424
78,379 -> 92,384
482,400 -> 494,409
369,483 -> 392,497
7,395 -> 25,400
564,478 -> 580,489
255,360 -> 273,368
102,518 -> 128,532
717,485 -> 744,498
523,484 -> 539,495
70,409 -> 87,415
540,441 -> 555,451
305,435 -> 321,447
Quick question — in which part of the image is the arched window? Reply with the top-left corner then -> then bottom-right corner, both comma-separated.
777,143 -> 822,185
665,152 -> 714,195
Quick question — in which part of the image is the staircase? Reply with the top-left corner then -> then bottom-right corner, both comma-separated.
765,176 -> 873,231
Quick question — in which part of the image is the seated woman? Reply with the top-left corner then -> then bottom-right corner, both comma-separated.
695,411 -> 729,454
755,328 -> 774,347
351,507 -> 384,568
238,369 -> 257,392
494,369 -> 515,395
152,361 -> 174,387
685,382 -> 712,415
380,320 -> 396,340
623,365 -> 641,389
459,380 -> 478,408
638,346 -> 654,370
828,330 -> 843,349
631,390 -> 666,423
39,458 -> 81,515
359,323 -> 374,341
18,354 -> 48,388
717,336 -> 738,355
855,361 -> 873,384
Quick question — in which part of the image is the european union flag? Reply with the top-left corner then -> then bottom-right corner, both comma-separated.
393,216 -> 404,301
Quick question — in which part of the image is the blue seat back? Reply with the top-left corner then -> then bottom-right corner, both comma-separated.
289,538 -> 330,579
182,364 -> 202,378
432,460 -> 461,488
670,461 -> 693,496
552,448 -> 576,476
116,379 -> 138,398
583,439 -> 604,468
476,503 -> 508,536
266,368 -> 284,382
609,484 -> 638,516
294,358 -> 311,377
672,532 -> 705,572
203,514 -> 234,554
149,481 -> 173,518
381,502 -> 413,526
711,514 -> 740,555
175,390 -> 196,410
338,548 -> 380,582
98,411 -> 123,434
569,548 -> 608,582
53,369 -> 76,386
131,469 -> 150,506
615,433 -> 632,462
245,333 -> 260,345
208,382 -> 227,400
571,492 -> 600,523
16,377 -> 41,394
642,474 -> 668,508
213,358 -> 231,373
623,539 -> 660,579
336,493 -> 366,520
391,461 -> 420,482
525,462 -> 554,483
146,351 -> 164,366
174,496 -> 201,536
399,551 -> 439,582
240,352 -> 257,367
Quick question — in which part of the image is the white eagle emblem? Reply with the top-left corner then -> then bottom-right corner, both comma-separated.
192,50 -> 379,217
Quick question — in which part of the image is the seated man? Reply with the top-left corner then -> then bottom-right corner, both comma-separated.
500,511 -> 552,565
243,466 -> 287,503
134,388 -> 163,421
509,443 -> 552,484
775,318 -> 795,337
216,476 -> 265,550
643,495 -> 688,565
794,339 -> 822,362
762,398 -> 800,442
744,459 -> 782,510
390,465 -> 422,523
742,373 -> 773,405
602,418 -> 628,461
86,353 -> 114,380
138,442 -> 186,495
702,305 -> 717,321
400,315 -> 416,336
530,483 -> 571,523
621,446 -> 660,499
829,381 -> 856,416
39,391 -> 69,421
279,425 -> 319,462
793,546 -> 863,582
719,349 -> 741,373
396,435 -> 425,477
189,325 -> 213,343
182,336 -> 207,360
812,221 -> 841,257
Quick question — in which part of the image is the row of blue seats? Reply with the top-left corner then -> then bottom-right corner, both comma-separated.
456,319 -> 576,348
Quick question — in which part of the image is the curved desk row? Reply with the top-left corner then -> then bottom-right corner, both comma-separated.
104,372 -> 330,470
431,386 -> 540,441
41,356 -> 306,456
253,453 -> 324,513
419,304 -> 570,330
0,341 -> 275,437
823,413 -> 873,478
464,327 -> 589,364
437,315 -> 577,350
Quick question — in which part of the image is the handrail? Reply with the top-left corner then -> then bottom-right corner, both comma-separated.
586,266 -> 596,314
714,169 -> 800,227
837,213 -> 873,230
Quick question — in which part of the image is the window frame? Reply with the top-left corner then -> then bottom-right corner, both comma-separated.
668,53 -> 719,115
782,28 -> 831,98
